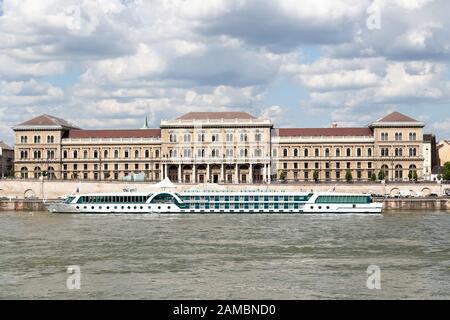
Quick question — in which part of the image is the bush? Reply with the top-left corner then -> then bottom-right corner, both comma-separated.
443,162 -> 450,181
313,170 -> 319,182
345,170 -> 353,182
378,170 -> 385,181
371,173 -> 377,181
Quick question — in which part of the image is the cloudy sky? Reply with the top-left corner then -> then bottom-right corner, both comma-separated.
1,0 -> 450,144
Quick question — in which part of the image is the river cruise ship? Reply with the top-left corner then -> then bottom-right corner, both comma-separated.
46,190 -> 382,214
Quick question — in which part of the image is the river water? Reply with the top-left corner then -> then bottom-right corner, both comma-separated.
0,211 -> 449,299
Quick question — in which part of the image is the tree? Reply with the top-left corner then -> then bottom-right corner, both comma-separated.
443,162 -> 450,181
278,170 -> 286,181
412,171 -> 418,181
408,171 -> 413,181
345,170 -> 353,182
313,170 -> 319,182
371,173 -> 377,181
378,170 -> 385,181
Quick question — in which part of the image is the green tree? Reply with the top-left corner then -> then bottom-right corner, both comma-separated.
371,173 -> 377,181
443,162 -> 450,181
345,170 -> 353,182
408,171 -> 413,181
313,170 -> 319,182
278,170 -> 286,181
412,171 -> 418,181
378,170 -> 385,181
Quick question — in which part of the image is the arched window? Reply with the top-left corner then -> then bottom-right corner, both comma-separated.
294,149 -> 298,157
283,149 -> 288,157
73,150 -> 78,159
304,149 -> 309,157
135,150 -> 139,159
145,150 -> 149,158
368,148 -> 372,157
21,167 -> 28,179
104,150 -> 108,159
34,167 -> 41,179
336,149 -> 341,157
325,148 -> 330,157
94,150 -> 98,159
48,167 -> 55,180
155,150 -> 160,158
114,150 -> 119,159
346,148 -> 351,157
395,165 -> 403,180
63,150 -> 68,159
315,148 -> 320,157
357,148 -> 362,157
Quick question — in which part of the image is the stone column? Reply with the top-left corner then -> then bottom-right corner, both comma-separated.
220,163 -> 224,183
206,163 -> 210,183
249,164 -> 253,184
178,164 -> 182,183
267,163 -> 271,184
235,164 -> 239,184
164,163 -> 168,180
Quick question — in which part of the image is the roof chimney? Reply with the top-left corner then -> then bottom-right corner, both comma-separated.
331,121 -> 338,128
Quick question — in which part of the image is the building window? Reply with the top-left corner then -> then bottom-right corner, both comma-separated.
304,163 -> 309,169
184,134 -> 191,143
94,150 -> 99,159
226,133 -> 233,142
283,149 -> 288,157
226,149 -> 233,158
336,162 -> 340,169
135,150 -> 139,159
368,148 -> 372,157
346,148 -> 351,157
315,162 -> 319,169
83,150 -> 88,159
283,163 -> 288,169
381,148 -> 389,157
47,135 -> 54,143
255,133 -> 262,142
240,133 -> 248,142
114,150 -> 119,159
315,148 -> 320,157
357,148 -> 362,157
395,165 -> 403,180
124,150 -> 129,158
254,149 -> 262,157
381,132 -> 388,141
395,148 -> 403,157
336,148 -> 341,157
170,133 -> 177,143
325,148 -> 330,157
184,149 -> 191,158
304,149 -> 309,157
346,162 -> 351,169
21,136 -> 28,143
34,136 -> 41,143
104,150 -> 108,159
197,133 -> 205,142
211,133 -> 219,142
395,132 -> 403,141
409,132 -> 417,141
294,149 -> 298,157
145,150 -> 150,158
409,148 -> 417,157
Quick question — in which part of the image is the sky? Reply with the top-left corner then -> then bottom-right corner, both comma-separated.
1,0 -> 450,145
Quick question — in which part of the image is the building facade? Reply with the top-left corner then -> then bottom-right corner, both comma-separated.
13,111 -> 427,183
437,140 -> 450,168
0,141 -> 14,178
